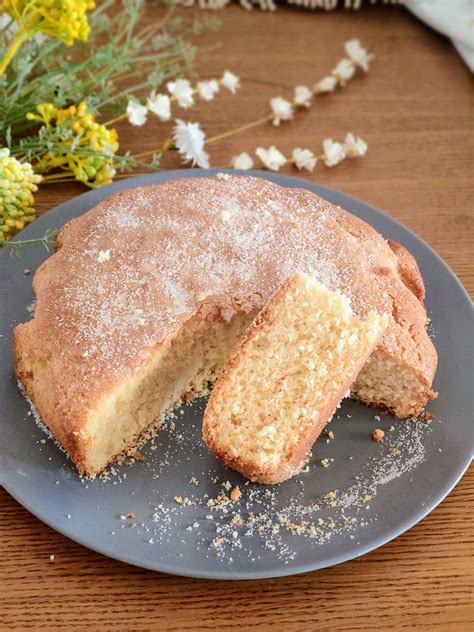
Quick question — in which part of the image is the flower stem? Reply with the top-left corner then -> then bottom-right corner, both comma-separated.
0,28 -> 29,76
206,113 -> 274,145
104,113 -> 127,127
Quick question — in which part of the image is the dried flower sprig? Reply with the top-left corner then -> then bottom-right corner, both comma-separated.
230,133 -> 368,172
0,0 -> 95,75
1,2 -> 220,139
268,39 -> 374,126
123,70 -> 240,127
23,102 -> 119,188
132,40 -> 373,169
0,148 -> 42,243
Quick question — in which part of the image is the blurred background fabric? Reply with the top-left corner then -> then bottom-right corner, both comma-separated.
406,0 -> 474,71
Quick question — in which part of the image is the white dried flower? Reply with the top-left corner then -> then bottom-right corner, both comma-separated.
167,79 -> 195,108
315,75 -> 338,94
197,79 -> 219,101
221,70 -> 240,94
256,146 -> 287,171
147,92 -> 171,122
231,152 -> 254,170
294,85 -> 312,107
345,39 -> 374,72
332,58 -> 355,84
173,120 -> 209,169
343,132 -> 368,157
292,148 -> 317,172
126,100 -> 147,126
322,139 -> 346,167
270,97 -> 293,126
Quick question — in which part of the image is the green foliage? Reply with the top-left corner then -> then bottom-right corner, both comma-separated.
0,1 -> 218,142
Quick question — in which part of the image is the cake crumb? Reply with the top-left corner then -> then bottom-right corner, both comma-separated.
230,487 -> 242,502
420,411 -> 433,423
189,476 -> 199,486
129,522 -> 137,528
232,514 -> 243,528
324,491 -> 336,500
390,447 -> 398,456
320,458 -> 330,468
327,430 -> 334,440
372,428 -> 385,443
174,496 -> 193,506
216,172 -> 230,180
374,415 -> 381,421
126,512 -> 136,519
182,391 -> 195,402
363,495 -> 372,503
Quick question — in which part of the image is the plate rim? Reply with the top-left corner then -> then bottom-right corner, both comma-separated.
1,168 -> 472,580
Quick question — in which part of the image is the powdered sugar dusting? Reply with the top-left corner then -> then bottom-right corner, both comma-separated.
24,175 -> 398,401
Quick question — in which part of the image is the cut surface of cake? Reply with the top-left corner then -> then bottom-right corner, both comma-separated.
203,273 -> 388,484
14,175 -> 437,477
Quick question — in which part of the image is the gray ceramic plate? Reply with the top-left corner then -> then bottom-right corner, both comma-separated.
0,170 -> 472,580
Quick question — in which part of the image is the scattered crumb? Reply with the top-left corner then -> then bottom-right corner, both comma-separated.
374,415 -> 381,421
362,495 -> 372,503
174,496 -> 193,506
389,425 -> 396,432
324,491 -> 336,500
189,476 -> 199,486
372,428 -> 385,443
420,411 -> 433,423
232,514 -> 243,528
39,439 -> 46,444
230,487 -> 241,502
126,512 -> 136,519
182,391 -> 195,402
222,481 -> 232,491
327,430 -> 334,440
23,268 -> 31,275
390,447 -> 398,456
216,172 -> 230,180
320,458 -> 330,468
129,522 -> 137,528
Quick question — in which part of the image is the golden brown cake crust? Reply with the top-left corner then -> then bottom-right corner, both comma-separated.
14,175 -> 437,471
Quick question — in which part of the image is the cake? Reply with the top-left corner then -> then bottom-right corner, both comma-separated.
13,175 -> 437,477
203,273 -> 388,484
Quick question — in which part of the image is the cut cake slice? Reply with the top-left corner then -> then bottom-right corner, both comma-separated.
203,273 -> 388,484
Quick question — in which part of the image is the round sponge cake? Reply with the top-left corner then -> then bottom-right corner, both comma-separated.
14,175 -> 437,477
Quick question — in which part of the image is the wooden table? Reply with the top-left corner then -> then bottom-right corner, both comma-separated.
1,4 -> 473,630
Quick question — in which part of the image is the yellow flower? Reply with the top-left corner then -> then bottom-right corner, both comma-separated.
26,101 -> 119,188
0,1 -> 95,75
4,0 -> 95,46
0,149 -> 42,243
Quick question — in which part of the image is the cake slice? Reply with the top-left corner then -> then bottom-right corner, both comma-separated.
203,273 -> 388,484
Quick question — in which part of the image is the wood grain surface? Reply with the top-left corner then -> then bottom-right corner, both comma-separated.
1,3 -> 473,630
